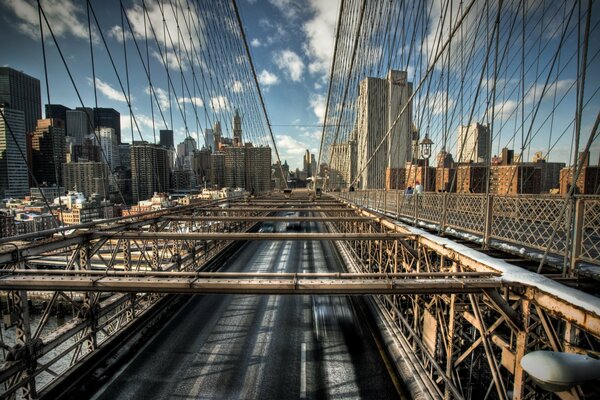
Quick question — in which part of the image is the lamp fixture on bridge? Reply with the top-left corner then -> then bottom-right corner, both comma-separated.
420,134 -> 433,160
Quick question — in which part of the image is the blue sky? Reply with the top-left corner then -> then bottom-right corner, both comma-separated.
1,0 -> 597,170
0,0 -> 339,170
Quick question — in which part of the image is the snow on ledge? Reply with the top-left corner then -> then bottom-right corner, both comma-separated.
399,223 -> 600,318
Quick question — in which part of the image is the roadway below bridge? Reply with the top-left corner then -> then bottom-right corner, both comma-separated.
91,215 -> 404,400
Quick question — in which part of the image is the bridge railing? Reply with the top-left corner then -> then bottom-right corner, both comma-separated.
338,190 -> 600,271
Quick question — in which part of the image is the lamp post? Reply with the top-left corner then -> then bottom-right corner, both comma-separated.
420,135 -> 433,191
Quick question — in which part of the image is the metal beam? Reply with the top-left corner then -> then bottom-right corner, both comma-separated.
0,275 -> 503,294
191,207 -> 355,212
163,216 -> 374,222
91,232 -> 414,240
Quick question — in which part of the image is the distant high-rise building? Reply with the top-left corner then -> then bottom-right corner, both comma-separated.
31,118 -> 66,186
95,127 -> 119,171
45,104 -> 71,123
92,108 -> 121,143
176,136 -> 196,169
0,67 -> 41,134
245,145 -> 271,194
303,149 -> 312,177
356,70 -> 413,189
456,123 -> 490,164
224,146 -> 245,188
0,107 -> 29,198
66,109 -> 93,145
213,121 -> 222,150
194,147 -> 212,185
329,140 -> 357,189
66,137 -> 101,163
210,152 -> 225,188
131,142 -> 170,201
233,110 -> 242,147
62,161 -> 110,198
118,143 -> 131,170
159,129 -> 174,149
204,128 -> 214,152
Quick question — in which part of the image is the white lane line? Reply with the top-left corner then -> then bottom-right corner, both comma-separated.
300,342 -> 307,399
188,344 -> 222,398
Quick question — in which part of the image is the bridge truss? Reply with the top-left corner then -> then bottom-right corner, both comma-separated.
0,192 -> 598,399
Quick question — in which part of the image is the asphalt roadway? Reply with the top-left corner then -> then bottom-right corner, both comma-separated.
92,217 -> 403,400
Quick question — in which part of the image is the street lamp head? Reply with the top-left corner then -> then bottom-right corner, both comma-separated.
420,136 -> 433,160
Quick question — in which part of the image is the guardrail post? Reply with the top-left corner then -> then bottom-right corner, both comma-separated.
440,192 -> 448,235
414,193 -> 419,225
569,197 -> 584,276
483,195 -> 494,249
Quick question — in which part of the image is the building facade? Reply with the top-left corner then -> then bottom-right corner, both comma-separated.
62,161 -> 110,198
31,118 -> 66,186
356,70 -> 413,189
0,67 -> 41,134
456,123 -> 490,163
0,107 -> 29,198
131,142 -> 171,201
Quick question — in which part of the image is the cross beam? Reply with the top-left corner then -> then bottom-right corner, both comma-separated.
91,232 -> 413,240
163,216 -> 374,221
191,207 -> 355,212
0,275 -> 504,294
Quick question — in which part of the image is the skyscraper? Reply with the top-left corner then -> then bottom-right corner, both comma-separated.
176,136 -> 196,170
159,129 -> 174,149
245,145 -> 271,194
45,104 -> 71,123
456,123 -> 490,163
233,109 -> 242,147
131,141 -> 170,201
66,109 -> 93,145
92,108 -> 121,144
95,127 -> 120,171
0,67 -> 41,135
0,107 -> 29,198
31,118 -> 66,186
204,128 -> 214,152
356,70 -> 412,189
224,146 -> 245,188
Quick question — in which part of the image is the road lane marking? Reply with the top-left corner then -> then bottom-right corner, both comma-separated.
188,344 -> 222,398
301,342 -> 307,399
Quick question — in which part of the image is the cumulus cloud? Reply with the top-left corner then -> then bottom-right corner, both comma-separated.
250,38 -> 262,47
274,49 -> 305,82
107,25 -> 132,43
302,0 -> 340,76
90,78 -> 127,102
268,0 -> 303,19
276,134 -> 316,169
210,96 -> 230,112
258,70 -> 280,86
231,80 -> 245,93
179,97 -> 204,107
309,93 -> 326,123
145,86 -> 170,110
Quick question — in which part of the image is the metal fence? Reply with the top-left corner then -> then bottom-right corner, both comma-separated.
338,190 -> 600,271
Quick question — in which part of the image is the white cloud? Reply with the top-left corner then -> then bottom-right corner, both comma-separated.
274,49 -> 305,82
120,113 -> 157,139
250,38 -> 262,47
302,0 -> 340,76
309,93 -> 326,123
276,134 -> 314,169
152,49 -> 186,71
124,2 -> 203,56
179,97 -> 204,107
231,81 -> 245,93
3,0 -> 95,42
258,70 -> 280,86
107,25 -> 132,43
145,87 -> 170,110
268,0 -> 302,19
90,78 -> 127,102
210,96 -> 230,112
